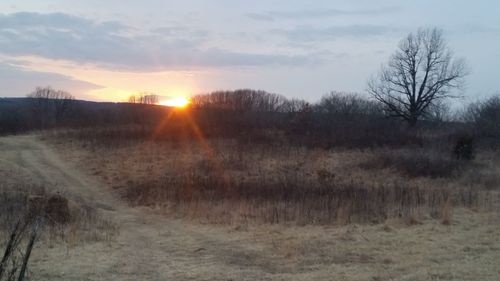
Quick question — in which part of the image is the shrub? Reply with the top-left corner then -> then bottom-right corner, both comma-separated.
1,184 -> 118,248
453,134 -> 474,160
44,194 -> 71,225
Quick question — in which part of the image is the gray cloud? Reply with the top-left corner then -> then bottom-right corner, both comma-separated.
0,12 -> 126,32
248,7 -> 401,22
0,12 -> 315,71
277,25 -> 398,42
460,24 -> 500,34
0,62 -> 101,97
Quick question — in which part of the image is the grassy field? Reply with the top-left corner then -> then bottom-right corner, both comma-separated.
48,129 -> 497,226
0,126 -> 498,280
40,129 -> 500,280
2,98 -> 500,280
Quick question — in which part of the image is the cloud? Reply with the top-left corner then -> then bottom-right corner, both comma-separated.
460,24 -> 500,34
248,7 -> 401,22
277,25 -> 398,42
0,12 -> 315,71
0,12 -> 126,32
0,62 -> 101,98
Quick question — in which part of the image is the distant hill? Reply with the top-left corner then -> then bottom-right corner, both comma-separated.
0,97 -> 172,135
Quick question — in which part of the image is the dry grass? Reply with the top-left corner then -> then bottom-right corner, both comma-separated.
359,147 -> 468,178
125,170 -> 481,225
0,182 -> 118,249
440,196 -> 453,225
4,132 -> 496,281
50,132 -> 495,225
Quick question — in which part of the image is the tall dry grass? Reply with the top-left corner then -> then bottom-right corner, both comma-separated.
0,183 -> 118,247
125,170 -> 480,224
359,148 -> 468,178
51,129 -> 496,225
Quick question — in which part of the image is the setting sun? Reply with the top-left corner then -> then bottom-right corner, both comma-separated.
158,97 -> 191,108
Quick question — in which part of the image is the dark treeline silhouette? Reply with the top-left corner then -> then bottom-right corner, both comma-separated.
26,87 -> 75,129
463,96 -> 500,135
2,86 -> 499,150
128,92 -> 159,104
192,89 -> 289,112
0,97 -> 169,135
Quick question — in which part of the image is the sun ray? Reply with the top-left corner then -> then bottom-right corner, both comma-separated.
150,105 -> 231,187
183,110 -> 232,188
151,108 -> 176,140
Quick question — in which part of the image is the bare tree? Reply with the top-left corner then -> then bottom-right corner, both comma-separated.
462,95 -> 500,137
128,95 -> 137,103
128,92 -> 159,105
27,86 -> 75,127
423,100 -> 452,123
316,91 -> 381,117
191,89 -> 288,112
368,28 -> 468,126
140,93 -> 159,105
280,98 -> 309,113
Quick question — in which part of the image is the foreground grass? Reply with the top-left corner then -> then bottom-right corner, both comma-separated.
0,136 -> 119,281
1,133 -> 498,280
25,206 -> 500,281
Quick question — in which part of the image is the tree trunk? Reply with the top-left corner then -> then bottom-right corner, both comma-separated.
408,116 -> 418,127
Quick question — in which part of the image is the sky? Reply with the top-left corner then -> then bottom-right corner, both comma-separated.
0,0 -> 499,103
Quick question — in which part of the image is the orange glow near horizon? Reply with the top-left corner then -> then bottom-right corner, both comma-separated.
4,55 -> 201,102
158,97 -> 191,108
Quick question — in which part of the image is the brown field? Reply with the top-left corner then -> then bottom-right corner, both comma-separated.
1,132 -> 499,280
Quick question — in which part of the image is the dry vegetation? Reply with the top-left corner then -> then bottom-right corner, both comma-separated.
0,183 -> 119,258
49,128 -> 497,226
2,89 -> 500,280
0,127 -> 498,280
0,150 -> 119,281
28,127 -> 499,280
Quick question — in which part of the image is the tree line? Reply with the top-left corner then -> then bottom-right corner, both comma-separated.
1,85 -> 499,144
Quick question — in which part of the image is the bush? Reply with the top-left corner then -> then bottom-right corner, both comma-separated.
44,194 -> 71,225
453,134 -> 474,160
463,95 -> 500,140
1,184 -> 118,248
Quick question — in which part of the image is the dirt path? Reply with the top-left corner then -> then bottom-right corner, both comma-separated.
0,135 -> 294,281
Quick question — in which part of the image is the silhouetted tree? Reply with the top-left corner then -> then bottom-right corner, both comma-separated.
423,100 -> 452,123
316,92 -> 380,117
192,89 -> 288,113
464,95 -> 500,137
27,86 -> 75,127
368,28 -> 467,126
128,92 -> 159,104
280,98 -> 309,113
